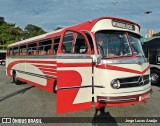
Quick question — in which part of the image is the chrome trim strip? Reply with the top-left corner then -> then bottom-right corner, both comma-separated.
144,79 -> 149,82
101,57 -> 148,64
98,98 -> 136,103
57,85 -> 104,90
120,81 -> 139,85
9,54 -> 92,59
120,79 -> 149,85
56,54 -> 92,59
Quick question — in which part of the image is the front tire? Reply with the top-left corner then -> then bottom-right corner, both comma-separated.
13,71 -> 22,85
151,69 -> 160,86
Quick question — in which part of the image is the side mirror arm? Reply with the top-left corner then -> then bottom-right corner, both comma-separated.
91,55 -> 102,65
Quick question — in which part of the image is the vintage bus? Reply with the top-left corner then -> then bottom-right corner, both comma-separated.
142,36 -> 160,85
6,17 -> 152,114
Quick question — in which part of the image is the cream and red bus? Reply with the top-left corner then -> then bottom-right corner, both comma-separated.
6,17 -> 152,114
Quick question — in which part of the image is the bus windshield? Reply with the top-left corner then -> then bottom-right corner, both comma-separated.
96,31 -> 132,58
128,34 -> 144,57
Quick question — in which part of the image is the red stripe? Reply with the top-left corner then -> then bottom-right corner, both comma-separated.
97,64 -> 150,74
26,60 -> 57,64
34,64 -> 57,69
43,71 -> 57,76
8,60 -> 56,64
57,63 -> 92,67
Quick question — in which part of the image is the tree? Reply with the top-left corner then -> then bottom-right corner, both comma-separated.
0,17 -> 5,24
55,26 -> 63,30
24,24 -> 46,39
0,17 -> 47,48
153,32 -> 160,37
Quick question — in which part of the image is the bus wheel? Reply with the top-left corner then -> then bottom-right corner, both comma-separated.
13,71 -> 22,85
151,69 -> 160,85
53,81 -> 57,94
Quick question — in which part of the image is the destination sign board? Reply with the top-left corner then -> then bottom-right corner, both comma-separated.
112,20 -> 135,31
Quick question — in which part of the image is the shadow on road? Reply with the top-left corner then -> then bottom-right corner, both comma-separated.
0,86 -> 34,102
92,107 -> 118,126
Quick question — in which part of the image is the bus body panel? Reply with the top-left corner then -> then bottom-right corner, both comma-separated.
56,58 -> 93,114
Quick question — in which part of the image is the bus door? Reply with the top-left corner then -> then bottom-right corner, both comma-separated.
56,30 -> 94,114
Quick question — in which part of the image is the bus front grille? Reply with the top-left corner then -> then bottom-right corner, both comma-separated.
118,75 -> 150,88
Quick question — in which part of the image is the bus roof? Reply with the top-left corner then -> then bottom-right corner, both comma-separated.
8,16 -> 140,47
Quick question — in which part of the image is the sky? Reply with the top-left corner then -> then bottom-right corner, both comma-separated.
0,0 -> 159,36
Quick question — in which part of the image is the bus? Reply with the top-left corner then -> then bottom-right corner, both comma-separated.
6,17 -> 152,114
142,36 -> 160,85
0,50 -> 6,65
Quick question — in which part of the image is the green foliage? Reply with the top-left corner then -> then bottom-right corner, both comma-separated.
0,17 -> 5,24
153,32 -> 160,37
0,17 -> 47,49
24,24 -> 46,39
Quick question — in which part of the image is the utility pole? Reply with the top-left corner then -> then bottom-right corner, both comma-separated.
112,1 -> 118,17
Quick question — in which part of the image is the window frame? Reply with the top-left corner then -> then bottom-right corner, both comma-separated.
38,38 -> 52,56
27,42 -> 37,56
19,44 -> 27,56
59,30 -> 92,54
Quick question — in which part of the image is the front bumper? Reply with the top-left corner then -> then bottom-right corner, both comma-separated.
96,89 -> 152,108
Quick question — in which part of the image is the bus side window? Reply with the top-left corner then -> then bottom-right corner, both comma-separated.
74,33 -> 88,54
13,46 -> 19,56
20,44 -> 27,56
62,32 -> 73,53
38,39 -> 52,55
28,42 -> 37,56
53,37 -> 60,54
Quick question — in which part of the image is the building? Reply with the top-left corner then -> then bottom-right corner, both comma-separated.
145,30 -> 156,38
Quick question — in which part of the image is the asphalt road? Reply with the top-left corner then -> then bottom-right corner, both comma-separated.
0,66 -> 160,126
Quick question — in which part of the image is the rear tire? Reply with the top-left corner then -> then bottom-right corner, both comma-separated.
13,71 -> 22,85
151,69 -> 160,86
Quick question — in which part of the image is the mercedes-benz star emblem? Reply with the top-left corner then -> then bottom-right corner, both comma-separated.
138,76 -> 144,86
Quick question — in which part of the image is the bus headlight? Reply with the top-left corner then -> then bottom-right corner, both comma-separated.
111,79 -> 121,89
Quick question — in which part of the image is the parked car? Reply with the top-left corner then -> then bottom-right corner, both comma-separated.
0,50 -> 6,66
0,58 -> 6,65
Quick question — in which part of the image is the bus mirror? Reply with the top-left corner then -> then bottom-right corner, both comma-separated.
91,55 -> 102,65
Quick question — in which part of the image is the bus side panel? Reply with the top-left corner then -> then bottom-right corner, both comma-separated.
6,59 -> 57,93
56,70 -> 92,114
